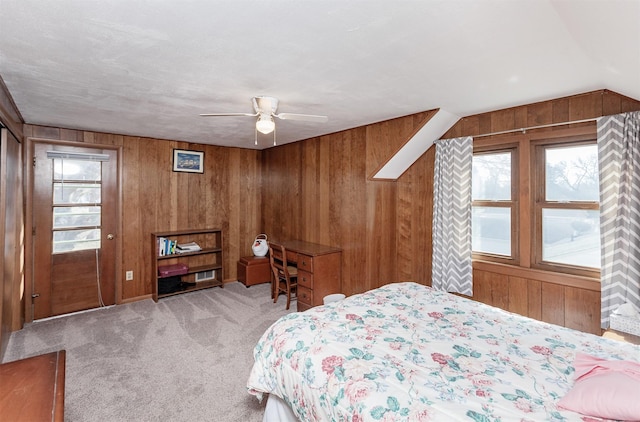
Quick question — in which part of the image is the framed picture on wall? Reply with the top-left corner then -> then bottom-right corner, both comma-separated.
173,149 -> 204,173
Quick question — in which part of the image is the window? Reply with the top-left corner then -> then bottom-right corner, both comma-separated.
472,148 -> 517,261
534,141 -> 600,274
471,131 -> 600,278
52,158 -> 103,253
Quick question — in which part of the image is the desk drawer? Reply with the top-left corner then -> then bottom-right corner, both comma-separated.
297,286 -> 313,306
285,250 -> 298,263
297,270 -> 313,289
297,254 -> 314,272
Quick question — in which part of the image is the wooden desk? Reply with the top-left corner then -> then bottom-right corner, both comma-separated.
0,350 -> 66,421
271,240 -> 342,312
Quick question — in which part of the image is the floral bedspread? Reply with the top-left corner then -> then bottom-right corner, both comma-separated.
247,282 -> 640,421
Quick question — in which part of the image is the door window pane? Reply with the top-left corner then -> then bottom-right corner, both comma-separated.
53,206 -> 101,229
54,183 -> 101,204
542,208 -> 600,268
54,159 -> 101,181
545,145 -> 599,202
472,206 -> 511,256
473,152 -> 511,200
53,229 -> 100,253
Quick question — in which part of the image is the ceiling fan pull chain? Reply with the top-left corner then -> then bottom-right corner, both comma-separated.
273,125 -> 277,146
255,127 -> 258,146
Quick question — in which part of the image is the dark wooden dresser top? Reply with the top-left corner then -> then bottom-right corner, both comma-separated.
0,350 -> 66,421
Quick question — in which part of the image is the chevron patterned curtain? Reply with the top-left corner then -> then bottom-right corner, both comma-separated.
432,136 -> 473,295
597,111 -> 640,328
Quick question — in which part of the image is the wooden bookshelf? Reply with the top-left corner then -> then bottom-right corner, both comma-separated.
151,228 -> 223,301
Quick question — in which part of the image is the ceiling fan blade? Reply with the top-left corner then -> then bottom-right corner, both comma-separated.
275,113 -> 328,123
199,112 -> 258,117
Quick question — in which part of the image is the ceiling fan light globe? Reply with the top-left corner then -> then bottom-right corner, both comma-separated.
256,116 -> 275,134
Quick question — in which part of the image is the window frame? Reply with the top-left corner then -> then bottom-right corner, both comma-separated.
531,135 -> 600,278
471,127 -> 601,281
471,144 -> 519,265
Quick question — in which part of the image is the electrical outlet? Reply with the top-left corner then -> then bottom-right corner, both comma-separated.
125,270 -> 133,281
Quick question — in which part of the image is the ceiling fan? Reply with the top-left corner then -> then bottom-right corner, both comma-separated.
200,96 -> 328,145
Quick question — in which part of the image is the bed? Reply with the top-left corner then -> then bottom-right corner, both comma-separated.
247,282 -> 640,421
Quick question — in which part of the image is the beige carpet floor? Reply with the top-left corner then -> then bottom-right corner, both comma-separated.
3,281 -> 293,422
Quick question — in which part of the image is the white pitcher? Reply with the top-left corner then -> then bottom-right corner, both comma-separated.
251,234 -> 268,257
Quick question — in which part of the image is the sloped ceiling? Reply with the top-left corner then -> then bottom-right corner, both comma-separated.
0,0 -> 638,149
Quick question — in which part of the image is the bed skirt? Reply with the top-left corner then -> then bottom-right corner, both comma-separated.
263,394 -> 298,422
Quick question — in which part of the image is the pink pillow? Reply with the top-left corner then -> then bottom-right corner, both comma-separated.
558,353 -> 640,421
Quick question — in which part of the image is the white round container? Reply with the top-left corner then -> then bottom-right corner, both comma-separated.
323,293 -> 346,305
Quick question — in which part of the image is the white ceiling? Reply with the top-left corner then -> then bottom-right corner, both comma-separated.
1,0 -> 639,150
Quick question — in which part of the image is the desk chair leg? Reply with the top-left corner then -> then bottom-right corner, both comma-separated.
273,277 -> 281,304
285,282 -> 297,311
270,273 -> 275,300
285,287 -> 291,310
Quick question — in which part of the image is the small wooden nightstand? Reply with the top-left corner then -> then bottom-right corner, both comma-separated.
237,256 -> 271,287
603,329 -> 640,345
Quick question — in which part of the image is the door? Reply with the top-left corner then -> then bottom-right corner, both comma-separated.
32,142 -> 118,319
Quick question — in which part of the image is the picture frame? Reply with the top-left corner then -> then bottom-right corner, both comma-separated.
172,149 -> 204,173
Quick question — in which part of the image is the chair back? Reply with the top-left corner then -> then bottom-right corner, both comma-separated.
268,242 -> 298,310
268,243 -> 291,282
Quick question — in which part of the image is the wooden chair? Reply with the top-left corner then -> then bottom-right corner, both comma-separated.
268,243 -> 298,310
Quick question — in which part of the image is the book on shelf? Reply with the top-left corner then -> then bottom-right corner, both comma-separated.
157,237 -> 178,256
157,238 -> 202,256
176,241 -> 202,253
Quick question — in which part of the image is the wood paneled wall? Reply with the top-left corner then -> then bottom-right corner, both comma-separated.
263,90 -> 640,335
472,262 -> 602,334
0,129 -> 23,357
0,76 -> 23,141
0,76 -> 24,359
23,126 -> 263,304
261,111 -> 436,296
444,90 -> 640,140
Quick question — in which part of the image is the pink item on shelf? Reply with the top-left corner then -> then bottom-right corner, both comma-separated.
158,263 -> 188,278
